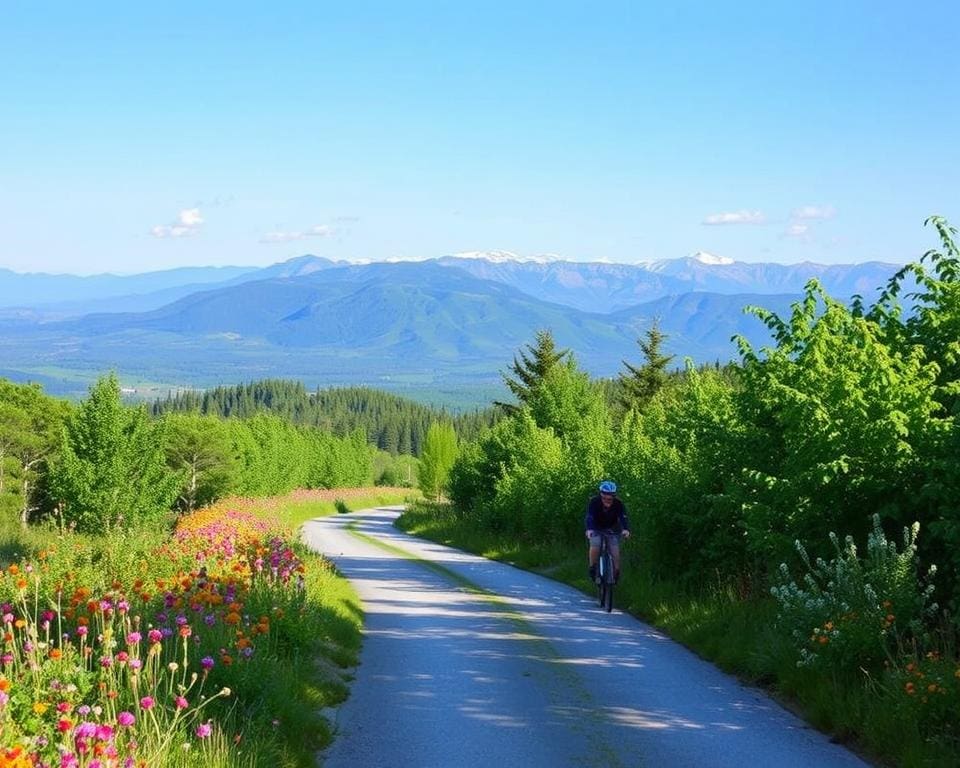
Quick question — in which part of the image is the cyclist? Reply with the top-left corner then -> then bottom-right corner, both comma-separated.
585,480 -> 630,584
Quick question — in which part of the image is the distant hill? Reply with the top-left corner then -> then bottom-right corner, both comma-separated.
0,265 -> 259,315
0,251 -> 900,401
0,251 -> 901,316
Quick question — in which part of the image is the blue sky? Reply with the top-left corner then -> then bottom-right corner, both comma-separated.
2,0 -> 957,274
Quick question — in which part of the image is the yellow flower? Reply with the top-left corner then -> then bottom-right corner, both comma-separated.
32,702 -> 49,715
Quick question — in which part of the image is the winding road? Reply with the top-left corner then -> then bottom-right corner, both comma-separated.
302,506 -> 871,768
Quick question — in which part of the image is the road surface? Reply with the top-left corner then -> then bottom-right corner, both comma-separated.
302,506 -> 870,768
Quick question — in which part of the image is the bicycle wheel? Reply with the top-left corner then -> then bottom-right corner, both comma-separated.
603,579 -> 614,613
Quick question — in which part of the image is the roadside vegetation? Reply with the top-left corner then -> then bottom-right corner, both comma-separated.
399,218 -> 960,767
0,488 -> 412,766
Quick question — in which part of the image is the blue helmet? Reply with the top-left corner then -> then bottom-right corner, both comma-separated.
598,480 -> 617,494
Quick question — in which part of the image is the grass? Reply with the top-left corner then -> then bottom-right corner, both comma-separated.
396,500 -> 960,768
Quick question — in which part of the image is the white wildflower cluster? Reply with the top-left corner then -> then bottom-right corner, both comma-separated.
771,514 -> 939,670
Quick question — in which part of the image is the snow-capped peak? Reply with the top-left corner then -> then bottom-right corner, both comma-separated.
448,250 -> 559,265
691,250 -> 734,266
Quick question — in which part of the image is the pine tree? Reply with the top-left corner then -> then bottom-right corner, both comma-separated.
619,320 -> 675,411
497,329 -> 569,414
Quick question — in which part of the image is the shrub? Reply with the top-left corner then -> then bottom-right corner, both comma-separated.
772,515 -> 938,674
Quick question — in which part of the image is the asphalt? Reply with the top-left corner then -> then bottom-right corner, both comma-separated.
302,506 -> 872,768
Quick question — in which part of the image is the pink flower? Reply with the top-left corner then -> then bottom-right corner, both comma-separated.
140,696 -> 155,710
195,722 -> 212,739
117,711 -> 135,727
174,696 -> 188,709
126,632 -> 141,645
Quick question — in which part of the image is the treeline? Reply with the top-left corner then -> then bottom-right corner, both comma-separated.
0,375 -> 375,532
152,380 -> 497,455
447,217 -> 960,612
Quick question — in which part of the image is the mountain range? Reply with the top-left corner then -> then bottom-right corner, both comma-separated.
0,252 -> 903,402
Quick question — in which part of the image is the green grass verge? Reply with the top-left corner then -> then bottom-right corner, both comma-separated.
396,500 -> 960,768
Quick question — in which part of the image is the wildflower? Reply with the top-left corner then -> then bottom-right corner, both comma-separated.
195,722 -> 212,739
126,632 -> 141,645
200,656 -> 214,671
174,695 -> 188,709
139,696 -> 154,710
117,712 -> 135,727
905,682 -> 916,694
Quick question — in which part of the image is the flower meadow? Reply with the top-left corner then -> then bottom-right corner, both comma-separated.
0,496 -> 366,767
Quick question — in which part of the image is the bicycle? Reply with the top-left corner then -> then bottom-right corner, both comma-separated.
596,530 -> 618,613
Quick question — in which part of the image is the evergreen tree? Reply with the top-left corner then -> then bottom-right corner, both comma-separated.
497,329 -> 569,414
619,320 -> 675,411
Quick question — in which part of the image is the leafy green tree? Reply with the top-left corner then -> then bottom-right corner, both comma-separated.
50,374 -> 179,531
162,413 -> 238,512
0,380 -> 69,525
735,280 -> 942,567
496,330 -> 569,414
418,422 -> 459,500
618,320 -> 675,411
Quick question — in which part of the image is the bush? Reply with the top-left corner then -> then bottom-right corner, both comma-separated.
772,515 -> 938,674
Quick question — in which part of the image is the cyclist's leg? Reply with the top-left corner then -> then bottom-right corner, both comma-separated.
587,532 -> 600,580
607,533 -> 622,581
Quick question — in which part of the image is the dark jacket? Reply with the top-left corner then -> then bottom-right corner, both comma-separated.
584,495 -> 629,533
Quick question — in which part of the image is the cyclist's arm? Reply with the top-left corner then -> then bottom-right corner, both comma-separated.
619,503 -> 631,538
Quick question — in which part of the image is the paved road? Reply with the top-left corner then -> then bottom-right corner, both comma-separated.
302,506 -> 871,768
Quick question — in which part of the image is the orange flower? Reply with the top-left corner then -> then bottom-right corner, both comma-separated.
818,635 -> 829,645
0,678 -> 10,692
225,612 -> 241,625
6,564 -> 19,576
49,648 -> 62,660
905,682 -> 916,694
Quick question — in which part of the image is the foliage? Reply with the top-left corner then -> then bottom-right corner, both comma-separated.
417,423 -> 458,500
618,320 -> 675,412
49,374 -> 179,532
0,493 -> 362,767
162,413 -> 238,512
496,329 -> 569,415
771,516 -> 938,674
152,380 -> 497,456
0,380 -> 69,526
734,282 -> 943,568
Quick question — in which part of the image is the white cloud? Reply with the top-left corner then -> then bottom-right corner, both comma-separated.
792,205 -> 836,221
151,208 -> 204,238
702,210 -> 766,226
784,223 -> 810,238
260,224 -> 335,243
178,208 -> 204,227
